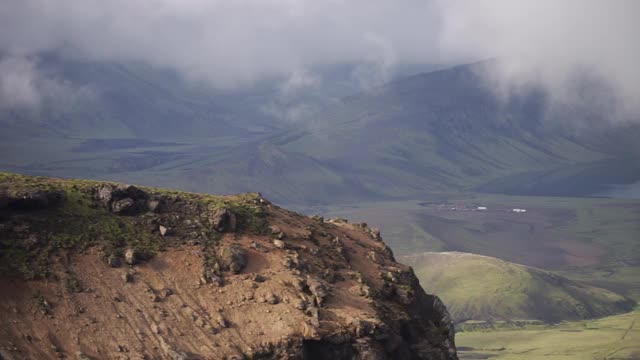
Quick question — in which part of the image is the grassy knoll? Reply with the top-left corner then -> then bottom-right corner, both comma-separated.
319,194 -> 640,300
402,252 -> 633,324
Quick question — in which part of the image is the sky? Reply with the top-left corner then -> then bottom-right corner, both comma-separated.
1,0 -> 639,117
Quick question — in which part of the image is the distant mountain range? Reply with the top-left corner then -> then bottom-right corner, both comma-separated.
2,54 -> 639,205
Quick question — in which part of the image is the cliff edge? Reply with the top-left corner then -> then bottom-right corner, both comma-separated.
0,173 -> 457,359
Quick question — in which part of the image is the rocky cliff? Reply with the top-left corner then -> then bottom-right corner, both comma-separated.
0,173 -> 457,360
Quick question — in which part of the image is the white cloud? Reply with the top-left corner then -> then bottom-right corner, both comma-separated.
280,69 -> 321,96
0,56 -> 43,108
437,0 -> 640,119
0,0 -> 440,88
0,55 -> 93,109
0,0 -> 639,118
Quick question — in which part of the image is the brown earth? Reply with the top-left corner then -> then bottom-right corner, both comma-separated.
541,239 -> 606,267
0,174 -> 457,360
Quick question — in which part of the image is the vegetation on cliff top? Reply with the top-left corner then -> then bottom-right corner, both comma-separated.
0,172 -> 268,279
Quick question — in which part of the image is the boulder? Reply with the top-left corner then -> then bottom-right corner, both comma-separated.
107,254 -> 122,268
210,208 -> 237,232
167,348 -> 191,360
292,278 -> 309,293
380,281 -> 395,299
282,257 -> 296,269
123,272 -> 134,283
352,319 -> 375,338
219,245 -> 248,274
265,292 -> 279,305
367,251 -> 382,264
94,184 -> 114,204
147,199 -> 161,213
269,225 -> 286,239
307,277 -> 329,307
273,239 -> 286,249
124,248 -> 137,265
250,241 -> 268,252
370,228 -> 382,241
113,185 -> 149,202
294,299 -> 307,310
94,184 -> 149,215
214,314 -> 228,328
110,198 -> 136,215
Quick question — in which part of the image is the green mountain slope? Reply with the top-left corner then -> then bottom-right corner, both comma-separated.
276,62 -> 640,201
2,57 -> 640,204
0,52 -> 267,141
402,252 -> 634,323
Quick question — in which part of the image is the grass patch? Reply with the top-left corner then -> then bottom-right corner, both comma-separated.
457,310 -> 640,360
0,172 -> 270,279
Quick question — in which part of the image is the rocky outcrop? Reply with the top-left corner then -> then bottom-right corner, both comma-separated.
210,207 -> 237,232
0,173 -> 457,360
219,244 -> 248,274
306,277 -> 329,307
93,184 -> 149,215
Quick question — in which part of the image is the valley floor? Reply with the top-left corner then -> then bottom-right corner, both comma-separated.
457,310 -> 640,360
316,194 -> 640,358
316,193 -> 640,300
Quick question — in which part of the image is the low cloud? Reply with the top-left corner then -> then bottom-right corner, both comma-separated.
0,56 -> 44,108
437,0 -> 640,120
0,0 -> 638,118
0,55 -> 93,109
0,0 -> 441,89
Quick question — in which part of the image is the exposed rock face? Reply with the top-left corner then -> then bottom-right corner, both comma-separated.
306,277 -> 329,307
0,173 -> 457,359
219,244 -> 248,274
93,184 -> 149,215
273,239 -> 286,249
210,207 -> 237,232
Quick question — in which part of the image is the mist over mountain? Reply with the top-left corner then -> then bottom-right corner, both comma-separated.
2,2 -> 639,205
1,55 -> 639,205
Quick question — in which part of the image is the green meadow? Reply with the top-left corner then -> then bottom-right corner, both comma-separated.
457,310 -> 640,360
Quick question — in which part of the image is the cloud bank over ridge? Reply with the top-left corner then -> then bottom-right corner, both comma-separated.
1,0 -> 638,117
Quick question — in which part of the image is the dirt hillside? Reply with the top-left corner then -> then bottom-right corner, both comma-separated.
0,173 -> 457,360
